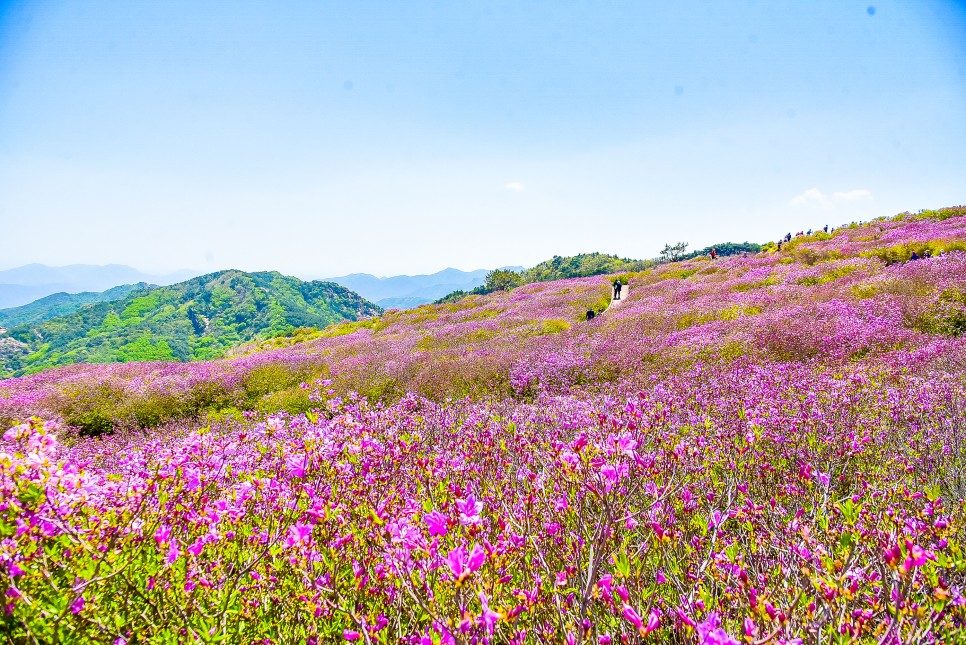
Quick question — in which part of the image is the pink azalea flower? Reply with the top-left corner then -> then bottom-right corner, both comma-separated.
425,510 -> 448,537
165,541 -> 181,565
902,539 -> 935,570
286,522 -> 313,549
615,585 -> 629,603
446,544 -> 486,582
479,592 -> 502,634
154,525 -> 171,546
601,464 -> 619,492
343,630 -> 361,641
467,543 -> 486,572
457,492 -> 484,525
622,605 -> 644,631
697,613 -> 739,645
284,453 -> 306,478
188,540 -> 204,557
597,574 -> 613,596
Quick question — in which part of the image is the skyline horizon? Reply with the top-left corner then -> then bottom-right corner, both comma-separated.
0,200 -> 956,278
0,211 -> 878,279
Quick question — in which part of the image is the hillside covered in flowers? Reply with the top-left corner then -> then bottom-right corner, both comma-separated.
2,207 -> 966,643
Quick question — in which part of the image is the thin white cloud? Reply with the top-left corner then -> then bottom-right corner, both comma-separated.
789,188 -> 872,207
504,182 -> 525,192
789,187 -> 828,207
831,189 -> 872,202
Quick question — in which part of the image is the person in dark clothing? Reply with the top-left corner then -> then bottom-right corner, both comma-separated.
777,240 -> 783,251
613,279 -> 622,300
910,251 -> 920,261
586,310 -> 596,321
710,248 -> 717,260
823,224 -> 828,233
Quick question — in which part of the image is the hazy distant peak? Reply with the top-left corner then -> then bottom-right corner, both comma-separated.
0,264 -> 201,309
322,267 -> 510,305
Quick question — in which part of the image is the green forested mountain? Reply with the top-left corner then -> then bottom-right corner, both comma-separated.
0,271 -> 381,376
0,283 -> 149,329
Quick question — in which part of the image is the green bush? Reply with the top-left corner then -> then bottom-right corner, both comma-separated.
244,364 -> 307,401
256,386 -> 315,416
59,382 -> 126,436
538,319 -> 572,335
860,240 -> 966,264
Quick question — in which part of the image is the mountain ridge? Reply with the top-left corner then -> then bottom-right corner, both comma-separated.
0,270 -> 380,377
324,266 -> 524,306
0,283 -> 151,329
0,263 -> 199,309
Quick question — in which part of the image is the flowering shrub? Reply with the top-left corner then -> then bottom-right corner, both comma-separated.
3,210 -> 966,641
3,366 -> 965,642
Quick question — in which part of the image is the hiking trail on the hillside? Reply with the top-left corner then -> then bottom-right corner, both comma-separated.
606,284 -> 629,312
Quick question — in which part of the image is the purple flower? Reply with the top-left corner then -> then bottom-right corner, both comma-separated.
697,613 -> 739,645
165,541 -> 181,565
457,492 -> 484,526
479,592 -> 502,634
286,522 -> 313,549
425,510 -> 448,537
622,605 -> 643,631
446,543 -> 485,583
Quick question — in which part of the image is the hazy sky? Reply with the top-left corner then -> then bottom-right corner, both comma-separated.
1,1 -> 964,277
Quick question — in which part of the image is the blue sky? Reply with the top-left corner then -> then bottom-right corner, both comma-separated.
0,1 -> 964,277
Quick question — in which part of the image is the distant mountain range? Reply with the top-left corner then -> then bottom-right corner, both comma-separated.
324,267 -> 523,308
0,284 -> 149,330
0,264 -> 199,309
0,270 -> 380,377
0,264 -> 526,311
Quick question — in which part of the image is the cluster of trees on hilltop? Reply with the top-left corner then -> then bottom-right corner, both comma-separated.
435,254 -> 649,303
0,271 -> 381,377
435,246 -> 759,303
682,242 -> 761,260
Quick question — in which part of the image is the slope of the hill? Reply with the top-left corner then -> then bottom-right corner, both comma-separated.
0,209 -> 966,645
2,206 -> 965,431
436,249 -> 754,304
3,208 -> 966,642
0,270 -> 381,377
0,283 -> 149,329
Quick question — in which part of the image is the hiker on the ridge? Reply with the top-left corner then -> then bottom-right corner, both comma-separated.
710,248 -> 717,260
613,279 -> 622,300
910,251 -> 920,261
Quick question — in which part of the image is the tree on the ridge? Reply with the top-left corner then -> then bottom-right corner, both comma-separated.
485,269 -> 523,292
660,242 -> 689,263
